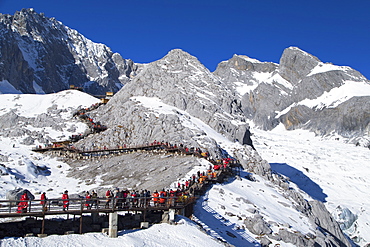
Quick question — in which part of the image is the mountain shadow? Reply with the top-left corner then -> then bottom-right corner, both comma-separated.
270,163 -> 327,202
193,191 -> 261,247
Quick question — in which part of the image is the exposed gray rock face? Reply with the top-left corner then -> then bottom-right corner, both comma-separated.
270,228 -> 316,247
309,200 -> 348,242
279,46 -> 321,84
214,46 -> 370,145
67,152 -> 201,193
280,96 -> 370,141
77,49 -> 253,155
0,8 -> 136,94
232,145 -> 271,178
214,54 -> 278,86
6,188 -> 35,205
243,214 -> 272,235
0,111 -> 25,129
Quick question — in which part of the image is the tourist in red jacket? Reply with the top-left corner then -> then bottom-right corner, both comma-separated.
62,190 -> 69,211
152,190 -> 159,206
40,192 -> 47,211
17,192 -> 29,213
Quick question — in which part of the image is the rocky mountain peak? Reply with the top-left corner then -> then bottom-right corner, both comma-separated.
0,8 -> 136,95
3,8 -> 56,40
83,48 -> 254,158
154,48 -> 210,76
213,46 -> 369,145
279,46 -> 321,83
164,48 -> 197,61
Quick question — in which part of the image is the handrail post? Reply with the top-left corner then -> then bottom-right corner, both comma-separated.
41,214 -> 45,234
28,200 -> 31,213
112,197 -> 116,211
8,200 -> 12,213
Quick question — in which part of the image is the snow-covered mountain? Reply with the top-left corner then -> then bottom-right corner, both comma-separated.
0,8 -> 370,247
1,8 -> 368,145
0,8 -> 136,95
0,90 -> 370,246
0,51 -> 368,246
214,47 -> 370,145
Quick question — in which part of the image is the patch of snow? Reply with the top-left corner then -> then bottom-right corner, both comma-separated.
16,38 -> 38,70
307,62 -> 350,76
0,90 -> 100,117
234,81 -> 259,96
253,125 -> 370,245
252,71 -> 273,83
235,55 -> 262,64
299,80 -> 370,109
274,80 -> 370,116
0,216 -> 224,247
269,73 -> 294,90
0,80 -> 22,94
32,81 -> 45,94
274,103 -> 297,118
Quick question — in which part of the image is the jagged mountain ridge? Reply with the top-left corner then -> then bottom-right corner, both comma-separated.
214,47 -> 370,143
72,49 -> 354,245
0,8 -> 368,245
0,90 -> 353,247
1,8 -> 368,144
0,8 -> 136,94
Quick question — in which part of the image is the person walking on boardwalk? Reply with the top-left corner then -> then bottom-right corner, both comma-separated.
145,189 -> 151,206
114,188 -> 123,209
62,190 -> 69,211
17,192 -> 29,213
85,191 -> 91,209
91,190 -> 98,209
105,189 -> 112,208
40,192 -> 47,211
152,190 -> 159,206
139,190 -> 145,207
159,189 -> 167,206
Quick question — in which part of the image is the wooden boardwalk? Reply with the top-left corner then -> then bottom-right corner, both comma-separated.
31,142 -> 218,163
0,196 -> 196,236
0,196 -> 196,218
0,102 -> 244,237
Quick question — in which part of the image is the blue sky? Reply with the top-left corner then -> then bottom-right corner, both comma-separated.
1,0 -> 369,79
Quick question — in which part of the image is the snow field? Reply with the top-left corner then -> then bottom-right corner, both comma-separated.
252,124 -> 370,245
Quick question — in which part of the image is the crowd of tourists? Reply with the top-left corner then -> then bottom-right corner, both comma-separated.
16,156 -> 235,213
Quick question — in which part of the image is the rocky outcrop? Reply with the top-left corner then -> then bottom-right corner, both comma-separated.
278,46 -> 321,84
77,49 -> 253,155
6,188 -> 35,205
214,46 -> 370,145
244,214 -> 272,235
0,8 -> 136,94
0,111 -> 25,129
280,96 -> 370,141
214,54 -> 278,86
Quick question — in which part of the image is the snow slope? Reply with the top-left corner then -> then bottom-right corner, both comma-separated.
0,91 -> 368,246
0,90 -> 101,198
0,217 -> 224,247
252,124 -> 370,246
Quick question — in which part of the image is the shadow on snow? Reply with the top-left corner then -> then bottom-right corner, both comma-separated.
193,189 -> 261,247
270,163 -> 327,202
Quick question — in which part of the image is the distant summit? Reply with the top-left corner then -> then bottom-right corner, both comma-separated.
215,46 -> 370,144
0,8 -> 136,94
82,48 -> 254,158
0,9 -> 368,145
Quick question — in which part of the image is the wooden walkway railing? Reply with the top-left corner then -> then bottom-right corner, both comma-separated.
0,196 -> 196,218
